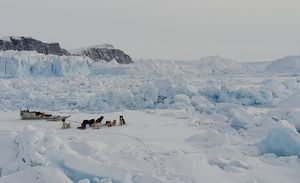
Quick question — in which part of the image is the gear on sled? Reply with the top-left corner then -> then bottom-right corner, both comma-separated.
20,108 -> 71,121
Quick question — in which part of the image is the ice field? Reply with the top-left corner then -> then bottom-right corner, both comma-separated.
0,51 -> 300,183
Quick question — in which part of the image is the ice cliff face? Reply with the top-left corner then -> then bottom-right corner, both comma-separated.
71,44 -> 133,64
0,36 -> 69,56
0,51 -> 92,78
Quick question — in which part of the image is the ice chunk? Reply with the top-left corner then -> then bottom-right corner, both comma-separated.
201,85 -> 273,106
259,120 -> 300,157
191,95 -> 214,113
154,79 -> 174,99
268,109 -> 300,133
77,178 -> 90,183
229,108 -> 256,130
174,94 -> 191,105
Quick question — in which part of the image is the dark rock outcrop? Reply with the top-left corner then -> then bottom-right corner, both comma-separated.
0,36 -> 69,56
71,44 -> 133,64
0,36 -> 133,64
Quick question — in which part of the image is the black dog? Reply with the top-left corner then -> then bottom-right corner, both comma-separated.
77,119 -> 94,130
119,115 -> 126,125
96,116 -> 104,123
78,116 -> 104,130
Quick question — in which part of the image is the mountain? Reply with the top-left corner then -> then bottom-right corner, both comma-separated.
0,36 -> 69,56
0,36 -> 133,64
265,55 -> 300,74
70,44 -> 133,64
195,55 -> 247,74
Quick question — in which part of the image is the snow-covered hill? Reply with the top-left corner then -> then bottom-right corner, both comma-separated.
265,55 -> 300,74
195,55 -> 248,74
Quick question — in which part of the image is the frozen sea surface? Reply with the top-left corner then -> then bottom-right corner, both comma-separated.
0,51 -> 300,182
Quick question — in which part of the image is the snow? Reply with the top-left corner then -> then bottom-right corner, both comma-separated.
228,107 -> 256,130
1,36 -> 31,42
69,44 -> 115,55
266,55 -> 300,74
267,108 -> 300,133
1,36 -> 12,41
0,166 -> 73,183
92,44 -> 114,49
196,55 -> 248,74
1,53 -> 300,182
279,93 -> 300,109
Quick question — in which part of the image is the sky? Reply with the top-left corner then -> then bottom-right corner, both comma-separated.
0,0 -> 299,61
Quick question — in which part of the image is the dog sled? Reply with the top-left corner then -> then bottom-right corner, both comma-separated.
20,109 -> 71,121
20,109 -> 51,120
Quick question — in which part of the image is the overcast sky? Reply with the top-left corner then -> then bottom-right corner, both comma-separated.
0,0 -> 299,61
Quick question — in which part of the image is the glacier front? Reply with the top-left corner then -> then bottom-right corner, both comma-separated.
0,51 -> 92,78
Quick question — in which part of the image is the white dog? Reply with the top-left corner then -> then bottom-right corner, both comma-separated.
61,119 -> 71,129
92,122 -> 100,129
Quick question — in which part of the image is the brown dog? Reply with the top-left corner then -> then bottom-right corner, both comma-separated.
106,120 -> 112,127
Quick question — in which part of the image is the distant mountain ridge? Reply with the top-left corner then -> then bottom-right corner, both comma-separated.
196,55 -> 248,74
0,36 -> 133,64
265,55 -> 300,73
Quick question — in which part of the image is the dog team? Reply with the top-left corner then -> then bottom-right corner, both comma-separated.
61,115 -> 126,129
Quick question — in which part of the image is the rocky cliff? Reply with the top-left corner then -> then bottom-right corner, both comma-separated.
0,36 -> 69,56
71,44 -> 133,64
0,36 -> 133,64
